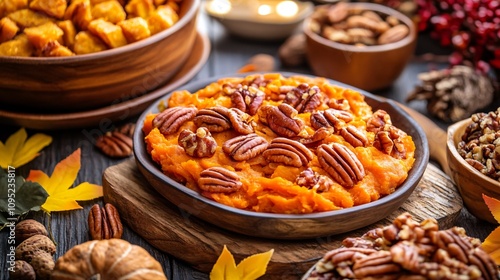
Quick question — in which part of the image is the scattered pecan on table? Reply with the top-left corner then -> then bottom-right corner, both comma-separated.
88,203 -> 123,240
95,123 -> 135,158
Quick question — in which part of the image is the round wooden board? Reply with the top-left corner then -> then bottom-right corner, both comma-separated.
103,159 -> 462,279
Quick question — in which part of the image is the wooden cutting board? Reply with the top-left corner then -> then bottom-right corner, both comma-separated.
103,158 -> 462,279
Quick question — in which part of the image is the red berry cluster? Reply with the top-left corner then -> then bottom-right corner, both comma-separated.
417,0 -> 500,74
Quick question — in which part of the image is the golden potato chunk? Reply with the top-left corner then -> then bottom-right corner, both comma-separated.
29,0 -> 67,19
64,0 -> 93,30
87,19 -> 127,48
147,5 -> 178,35
57,20 -> 77,49
0,17 -> 19,43
7,9 -> 54,28
125,0 -> 155,19
2,0 -> 28,17
39,40 -> 75,56
73,31 -> 108,54
0,34 -> 34,56
24,22 -> 63,49
91,1 -> 126,24
117,17 -> 150,43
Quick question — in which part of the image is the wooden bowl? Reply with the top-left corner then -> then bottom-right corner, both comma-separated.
0,0 -> 199,113
133,73 -> 429,239
447,119 -> 500,224
303,3 -> 417,91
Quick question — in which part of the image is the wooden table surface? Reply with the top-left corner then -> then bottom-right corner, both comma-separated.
0,7 -> 497,280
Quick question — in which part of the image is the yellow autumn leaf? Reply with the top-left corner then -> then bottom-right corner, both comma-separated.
26,148 -> 103,213
482,194 -> 500,265
0,128 -> 52,169
237,249 -> 274,280
210,245 -> 274,280
210,245 -> 238,280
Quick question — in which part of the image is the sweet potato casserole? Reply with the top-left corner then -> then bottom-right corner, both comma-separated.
142,73 -> 416,214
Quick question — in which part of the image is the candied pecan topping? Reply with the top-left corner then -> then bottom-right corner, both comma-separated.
153,106 -> 198,136
193,106 -> 231,132
258,104 -> 305,137
367,109 -> 392,133
294,127 -> 332,147
178,127 -> 217,158
228,108 -> 255,134
223,84 -> 265,115
328,98 -> 350,111
295,167 -> 333,192
317,143 -> 365,188
263,137 -> 314,167
311,108 -> 353,130
198,167 -> 242,193
340,125 -> 368,147
222,133 -> 268,161
283,83 -> 324,113
373,125 -> 407,159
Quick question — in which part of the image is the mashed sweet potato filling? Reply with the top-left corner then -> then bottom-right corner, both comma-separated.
143,73 -> 415,214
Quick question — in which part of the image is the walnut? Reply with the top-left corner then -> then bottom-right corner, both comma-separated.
193,106 -> 231,132
228,108 -> 255,134
283,83 -> 323,113
295,167 -> 333,192
15,219 -> 48,244
223,83 -> 265,115
258,103 -> 305,137
263,137 -> 314,167
153,106 -> 198,136
367,109 -> 392,133
198,167 -> 242,193
373,125 -> 408,159
340,125 -> 368,147
15,235 -> 56,263
222,133 -> 268,161
317,143 -> 365,188
178,127 -> 217,158
9,260 -> 36,280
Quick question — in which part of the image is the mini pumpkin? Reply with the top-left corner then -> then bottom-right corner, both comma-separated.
51,239 -> 167,280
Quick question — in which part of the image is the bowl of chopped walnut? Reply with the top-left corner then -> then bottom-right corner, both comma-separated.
134,72 -> 429,239
447,109 -> 500,224
303,2 -> 417,91
0,0 -> 199,112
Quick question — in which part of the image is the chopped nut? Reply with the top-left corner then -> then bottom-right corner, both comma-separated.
295,167 -> 333,192
178,127 -> 217,158
224,84 -> 265,116
283,83 -> 324,113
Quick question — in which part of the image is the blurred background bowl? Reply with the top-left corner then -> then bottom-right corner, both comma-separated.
205,0 -> 313,41
303,2 -> 417,91
0,0 -> 199,113
447,118 -> 500,224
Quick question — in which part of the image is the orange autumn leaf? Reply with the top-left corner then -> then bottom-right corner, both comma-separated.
482,194 -> 500,265
0,128 -> 52,169
26,148 -> 103,213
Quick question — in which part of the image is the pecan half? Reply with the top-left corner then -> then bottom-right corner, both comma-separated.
259,103 -> 305,137
317,143 -> 365,188
263,137 -> 314,167
295,167 -> 333,192
283,83 -> 323,113
193,106 -> 231,132
198,167 -> 242,193
228,108 -> 255,134
353,251 -> 401,278
178,127 -> 217,158
223,84 -> 265,115
88,203 -> 123,240
294,127 -> 332,147
153,106 -> 198,136
340,125 -> 368,147
222,133 -> 268,161
311,108 -> 353,130
328,98 -> 350,111
95,131 -> 133,158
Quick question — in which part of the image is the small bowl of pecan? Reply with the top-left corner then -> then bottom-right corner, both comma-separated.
447,108 -> 500,224
303,2 -> 417,91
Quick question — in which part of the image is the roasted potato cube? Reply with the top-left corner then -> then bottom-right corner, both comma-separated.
65,0 -> 93,30
7,9 -> 54,28
24,22 -> 64,50
2,0 -> 28,17
117,17 -> 150,43
73,30 -> 108,54
147,5 -> 178,35
91,1 -> 126,24
0,34 -> 34,56
29,0 -> 67,19
125,0 -> 155,19
39,40 -> 75,56
88,19 -> 127,48
0,17 -> 19,43
57,20 -> 77,49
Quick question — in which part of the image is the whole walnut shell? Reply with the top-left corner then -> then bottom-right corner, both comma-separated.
9,260 -> 36,280
51,239 -> 166,280
15,235 -> 56,263
30,251 -> 55,280
15,219 -> 48,244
